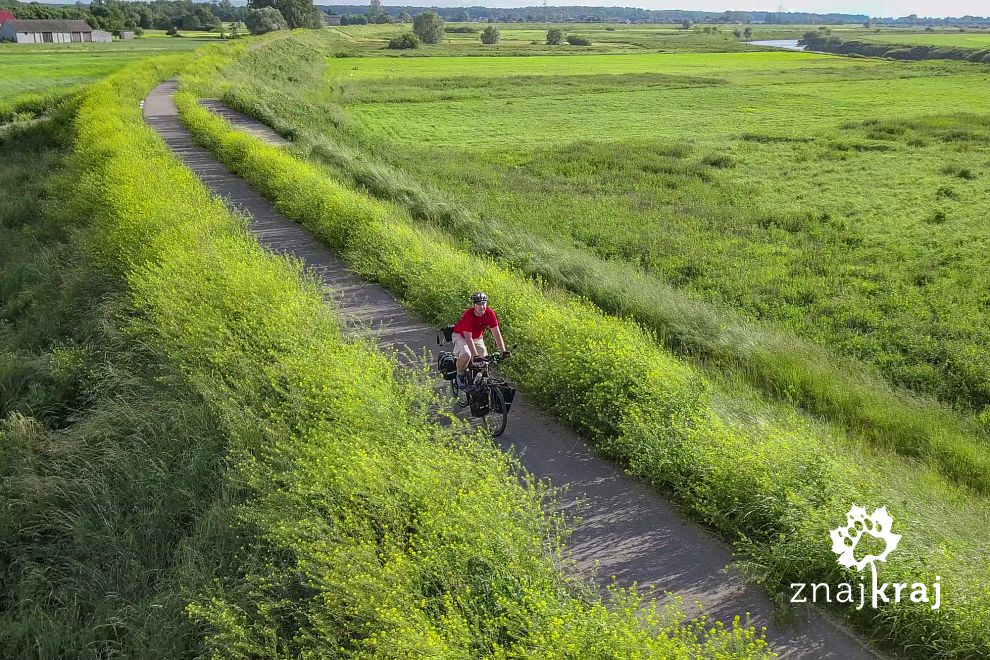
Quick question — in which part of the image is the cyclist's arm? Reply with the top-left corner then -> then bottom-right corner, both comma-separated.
491,325 -> 506,353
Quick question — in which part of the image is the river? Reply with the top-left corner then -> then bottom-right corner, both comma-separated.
748,39 -> 808,51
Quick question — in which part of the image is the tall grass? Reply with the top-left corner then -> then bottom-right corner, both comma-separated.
176,71 -> 990,658
0,88 -> 229,658
188,39 -> 990,500
294,127 -> 990,493
24,47 -> 776,658
308,45 -> 990,414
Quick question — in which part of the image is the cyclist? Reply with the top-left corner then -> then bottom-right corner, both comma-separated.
453,291 -> 509,390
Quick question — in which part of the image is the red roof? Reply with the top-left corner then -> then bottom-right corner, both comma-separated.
0,11 -> 16,24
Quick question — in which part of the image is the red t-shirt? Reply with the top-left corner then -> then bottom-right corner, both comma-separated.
453,307 -> 498,339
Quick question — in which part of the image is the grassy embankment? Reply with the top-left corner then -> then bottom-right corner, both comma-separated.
0,59 -> 230,657
800,31 -> 990,62
1,48 -> 776,658
180,41 -> 990,658
198,34 -> 990,497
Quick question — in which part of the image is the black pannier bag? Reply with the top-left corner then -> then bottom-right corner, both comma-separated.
496,381 -> 516,413
468,388 -> 490,417
437,351 -> 457,380
437,324 -> 455,344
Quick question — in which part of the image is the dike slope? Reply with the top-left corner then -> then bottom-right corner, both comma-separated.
144,79 -> 879,660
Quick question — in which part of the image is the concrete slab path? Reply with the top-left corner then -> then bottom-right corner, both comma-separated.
144,79 -> 881,660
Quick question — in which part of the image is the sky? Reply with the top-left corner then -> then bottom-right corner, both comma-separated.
324,0 -> 987,18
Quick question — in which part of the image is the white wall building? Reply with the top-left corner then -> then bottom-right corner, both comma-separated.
0,19 -> 105,44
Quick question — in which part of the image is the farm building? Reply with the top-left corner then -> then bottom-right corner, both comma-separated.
0,19 -> 109,44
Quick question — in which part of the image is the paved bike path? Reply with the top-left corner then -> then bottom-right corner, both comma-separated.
144,80 -> 879,660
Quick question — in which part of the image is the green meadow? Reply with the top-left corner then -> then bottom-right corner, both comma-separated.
329,22 -> 976,55
327,22 -> 853,55
234,30 -> 990,415
0,31 -> 222,100
185,27 -> 990,657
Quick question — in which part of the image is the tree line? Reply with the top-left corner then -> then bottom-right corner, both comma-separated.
0,0 -> 323,34
869,14 -> 990,27
0,0 -> 239,33
387,12 -> 596,49
319,4 -> 869,25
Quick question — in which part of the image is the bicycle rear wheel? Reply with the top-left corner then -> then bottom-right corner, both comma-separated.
483,384 -> 508,437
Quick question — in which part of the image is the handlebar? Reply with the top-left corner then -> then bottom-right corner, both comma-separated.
473,352 -> 510,364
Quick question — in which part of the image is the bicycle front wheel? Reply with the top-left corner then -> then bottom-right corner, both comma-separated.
483,384 -> 508,437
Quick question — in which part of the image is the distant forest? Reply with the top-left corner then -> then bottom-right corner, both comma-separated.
0,0 -> 248,32
318,4 -> 869,24
318,5 -> 990,26
2,0 -> 987,31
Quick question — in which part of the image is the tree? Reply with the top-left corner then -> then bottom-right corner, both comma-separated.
546,27 -> 562,44
245,6 -> 287,33
681,19 -> 693,29
480,24 -> 499,44
743,26 -> 753,38
733,28 -> 741,38
397,11 -> 412,22
194,5 -> 221,30
412,11 -> 444,44
369,0 -> 382,19
388,31 -> 419,49
248,0 -> 320,29
566,34 -> 591,45
230,22 -> 241,38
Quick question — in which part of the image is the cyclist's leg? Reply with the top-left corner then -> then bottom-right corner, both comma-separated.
453,334 -> 469,370
453,334 -> 470,388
